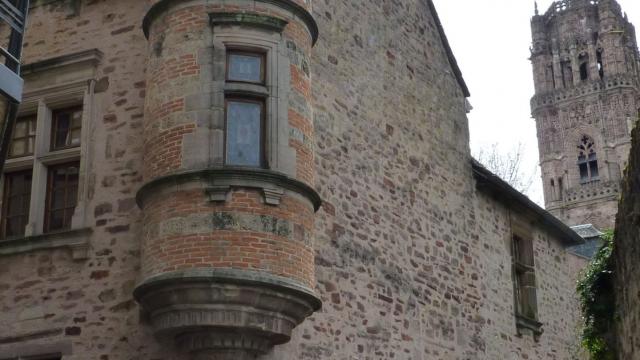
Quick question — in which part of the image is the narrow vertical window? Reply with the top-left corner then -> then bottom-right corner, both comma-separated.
1,170 -> 32,238
597,49 -> 604,79
512,233 -> 541,336
579,62 -> 589,81
9,115 -> 37,158
51,107 -> 83,150
577,135 -> 599,183
224,99 -> 264,167
557,177 -> 564,201
224,49 -> 267,168
44,162 -> 79,232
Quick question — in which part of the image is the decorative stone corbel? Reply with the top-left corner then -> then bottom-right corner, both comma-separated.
262,187 -> 285,206
206,185 -> 231,202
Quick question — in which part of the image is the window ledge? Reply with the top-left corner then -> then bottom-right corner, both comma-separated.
0,228 -> 91,260
516,315 -> 544,339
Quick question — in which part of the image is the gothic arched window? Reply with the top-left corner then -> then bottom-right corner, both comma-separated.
577,135 -> 599,182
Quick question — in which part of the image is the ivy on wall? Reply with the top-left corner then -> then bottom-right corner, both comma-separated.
577,230 -> 616,360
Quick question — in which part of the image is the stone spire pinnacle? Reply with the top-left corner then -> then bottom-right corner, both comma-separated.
535,1 -> 539,15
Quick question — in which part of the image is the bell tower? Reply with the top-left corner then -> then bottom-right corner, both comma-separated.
530,0 -> 640,229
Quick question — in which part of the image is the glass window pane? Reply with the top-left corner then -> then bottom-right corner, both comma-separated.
2,171 -> 32,239
71,110 -> 82,127
226,101 -> 262,167
70,129 -> 81,146
45,163 -> 79,233
10,140 -> 25,157
52,107 -> 82,149
580,163 -> 589,181
51,189 -> 66,210
228,53 -> 263,83
49,210 -> 65,231
590,161 -> 599,179
14,120 -> 26,137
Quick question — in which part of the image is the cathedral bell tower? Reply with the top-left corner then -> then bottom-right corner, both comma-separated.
530,0 -> 640,229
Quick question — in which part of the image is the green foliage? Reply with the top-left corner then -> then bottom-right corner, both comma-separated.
577,230 -> 616,360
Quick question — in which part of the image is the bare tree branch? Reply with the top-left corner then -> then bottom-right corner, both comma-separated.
474,143 -> 537,196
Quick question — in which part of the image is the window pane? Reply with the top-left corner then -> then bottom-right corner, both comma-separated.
579,163 -> 589,181
52,107 -> 82,150
590,161 -> 599,179
226,100 -> 262,167
228,53 -> 263,83
14,120 -> 26,137
45,162 -> 80,232
1,171 -> 32,238
9,116 -> 36,157
10,140 -> 25,157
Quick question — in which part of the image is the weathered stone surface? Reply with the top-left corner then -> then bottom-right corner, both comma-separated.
614,117 -> 640,358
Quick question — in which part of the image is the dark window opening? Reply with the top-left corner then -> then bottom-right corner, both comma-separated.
44,162 -> 80,233
557,178 -> 563,201
560,61 -> 572,87
597,50 -> 604,79
1,170 -> 32,239
577,135 -> 599,183
580,62 -> 589,81
548,65 -> 556,89
51,107 -> 83,150
513,234 -> 538,321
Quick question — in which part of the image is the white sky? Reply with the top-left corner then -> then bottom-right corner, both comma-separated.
433,0 -> 640,205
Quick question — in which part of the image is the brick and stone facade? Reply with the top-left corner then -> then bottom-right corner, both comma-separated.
530,0 -> 640,229
0,0 -> 587,359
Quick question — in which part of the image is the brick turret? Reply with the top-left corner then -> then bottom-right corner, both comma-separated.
134,1 -> 321,358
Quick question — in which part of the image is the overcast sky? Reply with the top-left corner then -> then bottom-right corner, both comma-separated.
432,0 -> 640,205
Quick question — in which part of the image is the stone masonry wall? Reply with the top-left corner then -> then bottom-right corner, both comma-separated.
0,0 -> 586,359
614,117 -> 640,359
0,1 -> 180,358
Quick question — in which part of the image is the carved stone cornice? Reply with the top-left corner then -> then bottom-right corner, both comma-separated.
134,269 -> 321,359
136,167 -> 322,212
142,0 -> 319,46
209,12 -> 289,33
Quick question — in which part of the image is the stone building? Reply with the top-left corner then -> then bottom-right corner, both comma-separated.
0,0 -> 587,359
530,0 -> 640,230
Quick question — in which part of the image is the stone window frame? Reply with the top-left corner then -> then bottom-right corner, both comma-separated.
210,16 -> 296,178
510,220 -> 543,339
577,134 -> 600,184
0,79 -> 94,259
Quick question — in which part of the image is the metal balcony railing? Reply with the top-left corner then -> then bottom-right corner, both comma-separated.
0,0 -> 29,173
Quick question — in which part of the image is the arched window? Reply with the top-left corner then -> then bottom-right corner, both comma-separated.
577,135 -> 599,182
